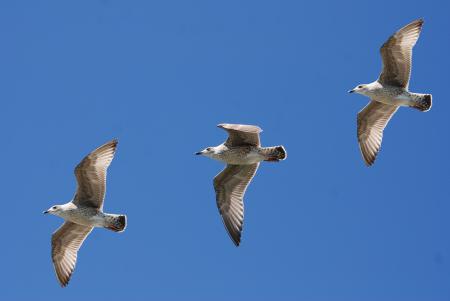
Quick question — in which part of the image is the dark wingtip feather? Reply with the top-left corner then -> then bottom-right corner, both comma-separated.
221,215 -> 242,247
108,138 -> 119,147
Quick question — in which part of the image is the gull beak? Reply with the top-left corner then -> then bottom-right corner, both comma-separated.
43,210 -> 48,214
348,89 -> 354,93
195,151 -> 203,155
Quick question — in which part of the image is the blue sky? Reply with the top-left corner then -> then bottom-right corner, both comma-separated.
0,1 -> 449,300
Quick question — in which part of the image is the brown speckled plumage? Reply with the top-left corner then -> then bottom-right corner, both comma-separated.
350,19 -> 432,166
197,123 -> 286,246
46,140 -> 126,287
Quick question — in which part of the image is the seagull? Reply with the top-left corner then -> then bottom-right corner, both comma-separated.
349,19 -> 432,166
196,124 -> 287,246
44,139 -> 126,287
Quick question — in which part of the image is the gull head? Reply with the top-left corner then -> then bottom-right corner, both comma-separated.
43,205 -> 63,216
349,84 -> 369,95
195,146 -> 218,158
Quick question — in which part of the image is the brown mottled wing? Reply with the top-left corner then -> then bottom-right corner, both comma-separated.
213,163 -> 259,246
378,19 -> 423,88
218,124 -> 262,147
51,222 -> 93,287
73,139 -> 117,210
357,100 -> 399,166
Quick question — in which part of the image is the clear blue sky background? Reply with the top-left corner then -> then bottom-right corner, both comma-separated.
0,1 -> 449,300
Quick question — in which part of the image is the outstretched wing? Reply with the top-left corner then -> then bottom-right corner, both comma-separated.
357,100 -> 398,166
378,19 -> 423,88
218,124 -> 262,147
213,163 -> 259,246
51,222 -> 93,287
73,139 -> 118,209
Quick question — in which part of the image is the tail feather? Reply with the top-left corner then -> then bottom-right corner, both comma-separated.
263,146 -> 287,162
106,214 -> 127,232
412,94 -> 432,112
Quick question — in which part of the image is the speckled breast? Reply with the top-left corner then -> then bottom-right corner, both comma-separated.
61,207 -> 106,228
218,147 -> 264,165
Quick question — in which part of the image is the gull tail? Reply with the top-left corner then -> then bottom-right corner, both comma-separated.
262,146 -> 287,162
105,214 -> 127,232
411,93 -> 432,112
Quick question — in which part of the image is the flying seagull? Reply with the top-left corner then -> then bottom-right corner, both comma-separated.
349,19 -> 432,166
196,124 -> 287,246
44,139 -> 126,287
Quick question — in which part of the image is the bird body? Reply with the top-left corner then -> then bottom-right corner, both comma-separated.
196,123 -> 286,246
203,144 -> 285,165
349,19 -> 431,166
52,203 -> 125,230
44,139 -> 126,287
358,81 -> 429,108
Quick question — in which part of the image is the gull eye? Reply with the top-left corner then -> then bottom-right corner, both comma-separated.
206,147 -> 211,151
358,85 -> 363,88
52,206 -> 57,209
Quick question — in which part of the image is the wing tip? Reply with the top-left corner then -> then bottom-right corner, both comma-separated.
52,252 -> 73,287
414,18 -> 424,25
96,138 -> 118,155
359,143 -> 378,167
220,215 -> 243,247
59,277 -> 70,287
411,18 -> 424,32
364,156 -> 376,167
217,123 -> 263,133
228,228 -> 241,247
52,259 -> 73,287
404,18 -> 424,33
107,138 -> 119,147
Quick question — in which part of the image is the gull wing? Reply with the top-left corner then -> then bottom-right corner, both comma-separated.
357,100 -> 399,166
213,163 -> 259,246
72,139 -> 118,210
217,123 -> 262,147
51,222 -> 93,287
378,19 -> 423,88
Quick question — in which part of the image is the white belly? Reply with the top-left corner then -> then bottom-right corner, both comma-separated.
373,94 -> 412,107
61,210 -> 106,228
245,152 -> 264,164
393,94 -> 414,106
